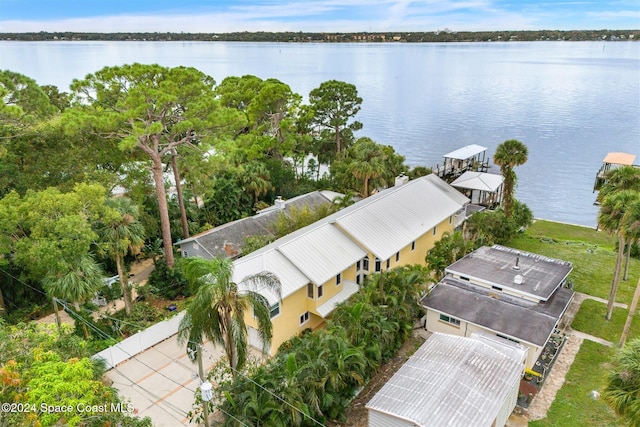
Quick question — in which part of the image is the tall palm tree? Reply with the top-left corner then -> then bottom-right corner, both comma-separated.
599,190 -> 639,321
178,257 -> 281,377
43,255 -> 103,336
99,197 -> 145,316
604,338 -> 640,426
242,162 -> 274,206
493,139 -> 528,217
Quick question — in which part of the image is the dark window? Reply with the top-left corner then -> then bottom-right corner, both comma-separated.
363,256 -> 370,271
492,285 -> 503,292
336,273 -> 341,286
318,284 -> 324,298
269,303 -> 280,318
395,252 -> 400,262
439,314 -> 461,326
307,283 -> 314,298
300,311 -> 310,325
375,258 -> 381,272
411,241 -> 416,251
386,259 -> 390,269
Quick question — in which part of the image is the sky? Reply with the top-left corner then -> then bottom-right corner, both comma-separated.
0,0 -> 638,33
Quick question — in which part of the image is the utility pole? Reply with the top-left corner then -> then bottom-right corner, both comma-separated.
196,344 -> 210,427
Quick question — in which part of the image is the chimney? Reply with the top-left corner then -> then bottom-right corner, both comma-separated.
395,173 -> 409,187
275,196 -> 285,210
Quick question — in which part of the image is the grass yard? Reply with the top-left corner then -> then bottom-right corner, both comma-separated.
508,220 -> 640,304
529,340 -> 622,427
570,299 -> 640,344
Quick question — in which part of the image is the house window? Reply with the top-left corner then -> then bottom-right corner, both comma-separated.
411,241 -> 416,251
386,259 -> 390,270
449,215 -> 453,224
299,311 -> 310,325
318,284 -> 324,298
269,303 -> 280,318
433,226 -> 437,236
439,314 -> 460,326
375,258 -> 381,272
182,250 -> 188,257
395,252 -> 400,262
363,256 -> 370,271
356,260 -> 361,271
336,273 -> 341,286
307,283 -> 314,299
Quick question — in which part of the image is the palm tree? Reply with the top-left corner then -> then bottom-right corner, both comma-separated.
242,162 -> 274,207
493,139 -> 528,217
43,255 -> 103,336
599,190 -> 639,321
99,197 -> 145,316
178,257 -> 281,377
331,190 -> 356,210
604,338 -> 640,426
622,196 -> 640,281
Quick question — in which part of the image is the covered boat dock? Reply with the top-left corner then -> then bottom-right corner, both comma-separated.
593,152 -> 638,191
434,144 -> 489,181
451,171 -> 504,208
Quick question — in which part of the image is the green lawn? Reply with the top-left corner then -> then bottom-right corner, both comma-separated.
571,299 -> 640,344
529,340 -> 622,427
508,220 -> 640,304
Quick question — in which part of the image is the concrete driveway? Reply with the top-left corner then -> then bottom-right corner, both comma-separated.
106,334 -> 225,426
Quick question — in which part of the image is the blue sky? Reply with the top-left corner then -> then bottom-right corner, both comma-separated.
1,0 -> 638,33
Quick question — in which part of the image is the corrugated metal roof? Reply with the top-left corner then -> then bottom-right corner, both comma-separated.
443,144 -> 488,160
336,175 -> 469,260
366,333 -> 523,427
233,249 -> 309,303
315,280 -> 359,318
451,171 -> 504,192
278,224 -> 366,285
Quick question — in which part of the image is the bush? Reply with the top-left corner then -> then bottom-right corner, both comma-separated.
147,259 -> 190,299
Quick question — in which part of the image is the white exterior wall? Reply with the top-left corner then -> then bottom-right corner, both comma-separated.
494,376 -> 520,427
368,410 -> 414,427
424,309 -> 541,369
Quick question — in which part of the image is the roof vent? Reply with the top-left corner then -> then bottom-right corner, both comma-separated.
275,196 -> 285,210
514,274 -> 524,285
513,253 -> 521,270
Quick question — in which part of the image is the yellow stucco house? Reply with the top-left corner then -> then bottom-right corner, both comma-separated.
232,174 -> 470,355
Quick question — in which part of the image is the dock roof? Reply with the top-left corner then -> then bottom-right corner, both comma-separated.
451,171 -> 504,192
603,152 -> 636,166
443,144 -> 488,160
366,332 -> 523,427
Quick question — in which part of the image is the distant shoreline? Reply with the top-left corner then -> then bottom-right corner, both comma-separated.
2,29 -> 638,43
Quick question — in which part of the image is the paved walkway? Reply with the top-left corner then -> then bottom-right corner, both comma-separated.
105,335 -> 227,426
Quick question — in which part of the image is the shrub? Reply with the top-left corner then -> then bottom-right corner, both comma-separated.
147,259 -> 190,299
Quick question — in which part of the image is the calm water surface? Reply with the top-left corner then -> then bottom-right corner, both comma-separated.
2,41 -> 639,227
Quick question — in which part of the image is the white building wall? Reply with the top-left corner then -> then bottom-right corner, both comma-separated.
494,376 -> 520,427
424,309 -> 542,369
368,410 -> 414,427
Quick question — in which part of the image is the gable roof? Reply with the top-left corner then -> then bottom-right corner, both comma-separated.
335,174 -> 469,260
233,175 -> 468,303
178,191 -> 334,259
366,332 -> 523,427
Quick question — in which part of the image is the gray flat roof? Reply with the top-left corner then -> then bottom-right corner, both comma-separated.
366,332 -> 523,427
422,277 -> 574,347
445,245 -> 573,301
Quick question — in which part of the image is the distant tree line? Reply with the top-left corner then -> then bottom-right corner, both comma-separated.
1,29 -> 638,43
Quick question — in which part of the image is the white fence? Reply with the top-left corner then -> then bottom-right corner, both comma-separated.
92,311 -> 185,370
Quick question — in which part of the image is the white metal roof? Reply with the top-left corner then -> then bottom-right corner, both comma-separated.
315,280 -> 359,318
278,223 -> 366,285
233,250 -> 309,303
336,175 -> 469,260
366,333 -> 523,427
443,144 -> 488,160
451,171 -> 504,192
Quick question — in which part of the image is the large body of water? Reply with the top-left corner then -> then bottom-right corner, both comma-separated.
1,41 -> 639,227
